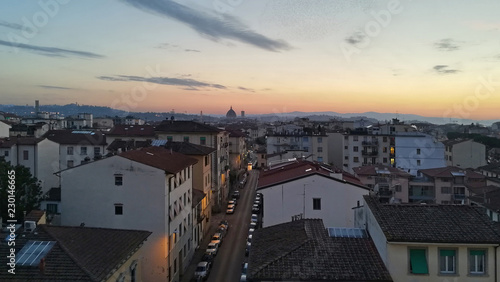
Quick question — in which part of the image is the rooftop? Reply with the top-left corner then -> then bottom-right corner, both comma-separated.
353,165 -> 412,178
107,124 -> 156,136
155,120 -> 222,133
363,195 -> 500,243
119,146 -> 198,174
43,130 -> 106,145
418,166 -> 485,179
0,225 -> 151,281
248,219 -> 392,281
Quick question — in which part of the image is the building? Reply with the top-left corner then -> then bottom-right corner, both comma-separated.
155,120 -> 230,211
0,224 -> 151,282
226,106 -> 237,118
0,120 -> 11,138
247,219 -> 393,282
257,159 -> 369,228
356,195 -> 500,282
353,165 -> 412,203
60,146 -> 197,282
227,129 -> 247,170
267,132 -> 328,163
409,166 -> 486,204
444,139 -> 487,168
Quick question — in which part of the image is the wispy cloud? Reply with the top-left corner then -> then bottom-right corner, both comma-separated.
121,0 -> 291,52
184,49 -> 200,52
434,38 -> 460,51
0,39 -> 104,59
0,20 -> 23,31
433,65 -> 460,74
238,86 -> 255,92
38,85 -> 75,90
345,32 -> 367,46
97,75 -> 226,90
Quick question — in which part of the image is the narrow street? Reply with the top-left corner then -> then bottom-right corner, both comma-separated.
206,169 -> 259,282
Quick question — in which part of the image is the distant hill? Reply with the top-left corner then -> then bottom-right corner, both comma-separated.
1,104 -> 498,126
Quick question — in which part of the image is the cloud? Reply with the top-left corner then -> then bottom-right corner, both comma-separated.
184,49 -> 200,52
97,75 -> 227,90
433,65 -> 460,74
0,20 -> 23,31
38,85 -> 75,90
0,39 -> 104,59
434,38 -> 460,51
238,86 -> 255,92
345,32 -> 367,45
121,0 -> 291,52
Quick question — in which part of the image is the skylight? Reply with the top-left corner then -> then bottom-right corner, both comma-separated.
327,227 -> 367,238
17,241 -> 56,266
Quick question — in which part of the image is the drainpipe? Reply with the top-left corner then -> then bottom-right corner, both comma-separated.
496,245 -> 498,282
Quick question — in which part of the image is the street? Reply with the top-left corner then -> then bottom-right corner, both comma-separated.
206,169 -> 259,282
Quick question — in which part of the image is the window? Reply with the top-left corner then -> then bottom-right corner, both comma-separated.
317,157 -> 323,162
409,249 -> 428,274
417,148 -> 421,155
417,160 -> 421,166
46,203 -> 58,214
94,147 -> 101,155
383,147 -> 388,153
344,156 -> 348,160
183,136 -> 189,142
200,137 -> 206,145
353,146 -> 359,152
167,136 -> 173,142
303,136 -> 309,142
23,150 -> 29,160
469,249 -> 486,275
317,147 -> 323,153
67,160 -> 74,168
303,147 -> 309,151
313,198 -> 321,210
115,204 -> 123,215
344,146 -> 348,150
395,185 -> 402,192
353,157 -> 359,163
4,150 -> 9,157
439,249 -> 456,274
81,147 -> 87,155
353,136 -> 358,141
174,258 -> 177,274
115,175 -> 123,186
317,137 -> 322,143
383,136 -> 388,142
67,146 -> 74,155
441,187 -> 451,194
383,157 -> 388,163
130,261 -> 138,282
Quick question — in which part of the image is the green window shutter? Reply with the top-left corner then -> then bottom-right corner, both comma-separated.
440,250 -> 456,257
410,249 -> 429,274
470,250 -> 485,256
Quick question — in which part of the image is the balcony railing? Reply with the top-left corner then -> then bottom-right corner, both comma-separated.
362,150 -> 379,156
362,140 -> 379,146
452,194 -> 466,200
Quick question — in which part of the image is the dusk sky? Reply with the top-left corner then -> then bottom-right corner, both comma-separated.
1,0 -> 500,120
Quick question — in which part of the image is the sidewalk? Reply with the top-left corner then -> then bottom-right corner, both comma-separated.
181,211 -> 225,282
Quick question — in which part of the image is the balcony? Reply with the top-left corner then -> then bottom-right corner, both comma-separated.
362,140 -> 379,146
362,150 -> 379,156
452,194 -> 466,201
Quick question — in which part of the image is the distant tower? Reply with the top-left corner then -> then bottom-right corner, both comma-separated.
241,111 -> 245,118
35,100 -> 40,115
226,106 -> 237,118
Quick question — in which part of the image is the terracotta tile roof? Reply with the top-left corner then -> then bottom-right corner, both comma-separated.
25,210 -> 46,223
155,120 -> 222,133
442,138 -> 472,146
119,146 -> 198,174
227,129 -> 247,138
353,165 -> 412,178
248,219 -> 392,281
0,225 -> 151,281
363,195 -> 500,243
257,160 -> 367,190
107,125 -> 156,136
107,139 -> 151,152
419,166 -> 485,179
478,162 -> 500,174
43,130 -> 106,145
469,186 -> 500,211
0,136 -> 42,148
164,141 -> 216,155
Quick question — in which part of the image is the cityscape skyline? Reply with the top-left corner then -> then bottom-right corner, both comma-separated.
1,1 -> 500,119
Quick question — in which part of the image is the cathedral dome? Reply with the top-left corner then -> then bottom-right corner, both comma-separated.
226,106 -> 237,118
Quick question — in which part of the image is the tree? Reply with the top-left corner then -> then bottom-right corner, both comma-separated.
0,159 -> 43,222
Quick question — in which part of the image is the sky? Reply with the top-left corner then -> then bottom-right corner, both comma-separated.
1,0 -> 500,121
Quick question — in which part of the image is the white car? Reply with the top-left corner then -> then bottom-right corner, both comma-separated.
226,204 -> 235,214
206,242 -> 220,256
251,214 -> 258,223
195,261 -> 211,280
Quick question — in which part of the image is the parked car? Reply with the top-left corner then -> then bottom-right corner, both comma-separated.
212,233 -> 223,242
251,214 -> 258,223
233,190 -> 240,199
206,242 -> 220,256
201,252 -> 215,264
247,234 -> 252,244
245,242 -> 251,256
194,261 -> 211,280
226,204 -> 235,214
211,239 -> 222,248
252,204 -> 260,213
228,200 -> 237,206
219,220 -> 229,230
249,222 -> 257,230
248,228 -> 255,235
240,262 -> 248,281
254,200 -> 261,206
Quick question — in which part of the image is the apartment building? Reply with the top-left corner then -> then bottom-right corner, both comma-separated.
443,139 -> 487,169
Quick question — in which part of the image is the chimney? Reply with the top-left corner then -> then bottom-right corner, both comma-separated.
39,258 -> 46,274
